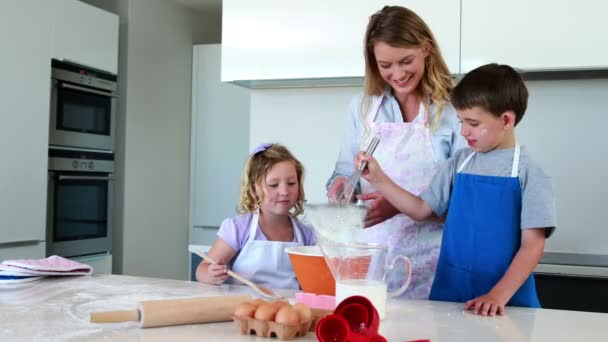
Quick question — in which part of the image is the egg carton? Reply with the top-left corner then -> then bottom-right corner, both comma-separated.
310,308 -> 333,330
233,316 -> 312,341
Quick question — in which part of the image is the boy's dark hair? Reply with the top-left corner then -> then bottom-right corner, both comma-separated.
451,63 -> 528,126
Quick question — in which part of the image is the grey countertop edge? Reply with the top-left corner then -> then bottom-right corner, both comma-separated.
531,252 -> 608,278
534,264 -> 608,278
185,247 -> 608,278
540,252 -> 608,267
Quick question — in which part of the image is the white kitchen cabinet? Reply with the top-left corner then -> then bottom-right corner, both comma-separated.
222,0 -> 460,83
0,0 -> 51,251
0,244 -> 46,261
52,0 -> 119,74
190,45 -> 250,228
461,0 -> 608,72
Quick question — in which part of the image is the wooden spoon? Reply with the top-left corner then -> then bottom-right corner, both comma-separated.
193,250 -> 283,300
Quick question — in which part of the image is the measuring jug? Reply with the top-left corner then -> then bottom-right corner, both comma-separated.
322,242 -> 411,320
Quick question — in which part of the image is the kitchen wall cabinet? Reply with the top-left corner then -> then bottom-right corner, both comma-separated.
190,45 -> 250,229
461,0 -> 608,72
221,0 -> 460,83
52,0 -> 119,74
0,0 -> 51,256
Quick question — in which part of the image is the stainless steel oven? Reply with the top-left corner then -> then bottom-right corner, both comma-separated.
47,148 -> 113,257
50,59 -> 117,151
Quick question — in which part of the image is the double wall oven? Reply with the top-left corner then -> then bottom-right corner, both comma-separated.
47,60 -> 117,263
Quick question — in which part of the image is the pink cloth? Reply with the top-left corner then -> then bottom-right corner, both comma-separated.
1,255 -> 93,275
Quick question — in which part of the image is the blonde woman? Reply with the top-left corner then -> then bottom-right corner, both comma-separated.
327,6 -> 466,299
197,143 -> 316,289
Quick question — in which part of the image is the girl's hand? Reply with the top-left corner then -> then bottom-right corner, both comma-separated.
355,152 -> 387,184
206,262 -> 230,285
465,292 -> 508,316
357,192 -> 399,227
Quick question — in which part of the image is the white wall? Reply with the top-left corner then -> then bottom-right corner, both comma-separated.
249,79 -> 608,257
250,87 -> 360,203
520,78 -> 608,255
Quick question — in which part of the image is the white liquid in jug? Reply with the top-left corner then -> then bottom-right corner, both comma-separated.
335,279 -> 388,320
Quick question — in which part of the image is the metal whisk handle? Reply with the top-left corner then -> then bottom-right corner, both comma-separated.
338,135 -> 381,205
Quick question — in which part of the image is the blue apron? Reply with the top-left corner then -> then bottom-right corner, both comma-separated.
429,144 -> 540,307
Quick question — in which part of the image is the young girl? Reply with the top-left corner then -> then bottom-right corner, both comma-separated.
196,143 -> 316,289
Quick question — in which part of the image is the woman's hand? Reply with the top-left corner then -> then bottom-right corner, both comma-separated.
465,291 -> 508,316
358,192 -> 399,227
327,176 -> 350,203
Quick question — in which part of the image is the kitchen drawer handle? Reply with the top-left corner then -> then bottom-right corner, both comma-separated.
59,175 -> 114,181
0,240 -> 42,247
61,83 -> 117,97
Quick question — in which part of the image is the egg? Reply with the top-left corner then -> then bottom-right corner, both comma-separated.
291,303 -> 312,322
275,305 -> 300,325
271,300 -> 290,309
250,298 -> 267,309
233,302 -> 256,318
254,303 -> 279,321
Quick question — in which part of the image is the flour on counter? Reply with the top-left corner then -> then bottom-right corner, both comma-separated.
0,274 -> 258,342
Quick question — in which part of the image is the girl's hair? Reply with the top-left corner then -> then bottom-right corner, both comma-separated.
237,144 -> 306,216
361,6 -> 453,135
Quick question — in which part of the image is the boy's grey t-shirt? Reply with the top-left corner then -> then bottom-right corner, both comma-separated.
420,146 -> 556,236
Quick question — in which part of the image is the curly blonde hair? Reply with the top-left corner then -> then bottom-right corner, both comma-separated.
362,6 -> 453,133
237,144 -> 306,216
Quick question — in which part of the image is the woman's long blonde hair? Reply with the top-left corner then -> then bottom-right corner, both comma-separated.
237,144 -> 306,216
362,6 -> 453,133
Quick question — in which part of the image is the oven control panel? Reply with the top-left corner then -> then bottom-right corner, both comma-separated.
48,148 -> 114,173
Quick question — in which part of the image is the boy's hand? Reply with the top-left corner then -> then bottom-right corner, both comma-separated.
356,152 -> 387,184
465,291 -> 508,316
207,262 -> 230,285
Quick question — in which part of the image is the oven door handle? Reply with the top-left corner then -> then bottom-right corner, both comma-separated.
59,175 -> 114,181
61,83 -> 117,97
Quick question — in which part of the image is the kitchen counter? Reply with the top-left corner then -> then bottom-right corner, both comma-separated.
1,274 -> 606,341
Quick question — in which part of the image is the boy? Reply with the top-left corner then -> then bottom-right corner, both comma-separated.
357,63 -> 556,316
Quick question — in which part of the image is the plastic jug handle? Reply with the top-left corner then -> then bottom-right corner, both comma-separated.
387,255 -> 412,298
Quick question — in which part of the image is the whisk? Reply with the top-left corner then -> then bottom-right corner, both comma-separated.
336,135 -> 381,205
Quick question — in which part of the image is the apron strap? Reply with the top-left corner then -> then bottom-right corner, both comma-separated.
457,151 -> 476,173
367,95 -> 385,126
457,143 -> 521,176
415,101 -> 427,125
246,212 -> 259,243
290,216 -> 304,243
511,143 -> 520,177
367,96 -> 427,125
249,212 -> 302,243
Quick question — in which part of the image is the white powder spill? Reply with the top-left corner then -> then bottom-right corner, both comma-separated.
0,274 -> 271,341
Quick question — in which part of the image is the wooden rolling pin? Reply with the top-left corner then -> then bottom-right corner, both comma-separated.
90,295 -> 251,328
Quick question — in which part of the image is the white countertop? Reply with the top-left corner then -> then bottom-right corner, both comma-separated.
1,274 -> 607,341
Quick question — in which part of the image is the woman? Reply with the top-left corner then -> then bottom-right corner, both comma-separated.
326,6 -> 466,299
